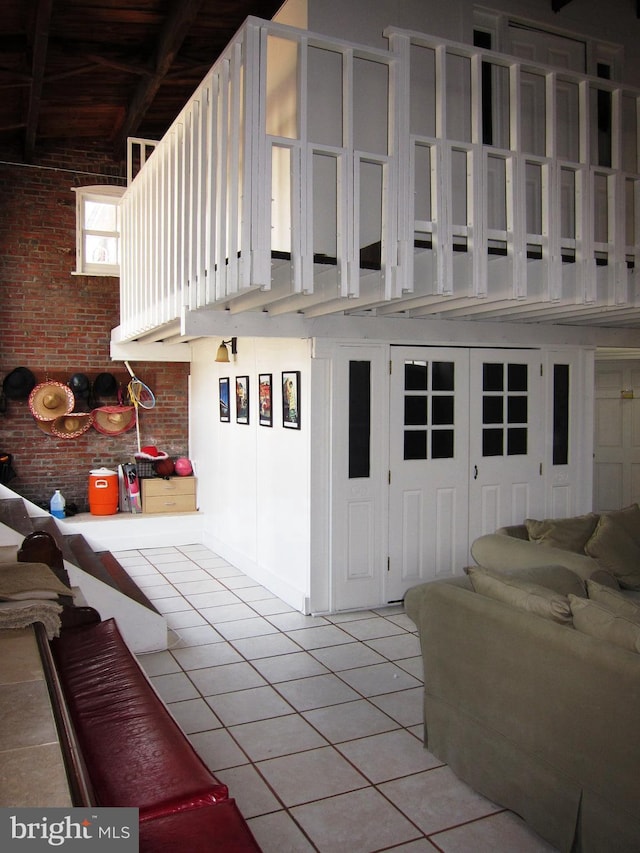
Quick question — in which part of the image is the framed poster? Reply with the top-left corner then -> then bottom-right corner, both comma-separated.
236,375 -> 249,424
219,377 -> 230,422
282,370 -> 301,429
258,373 -> 273,427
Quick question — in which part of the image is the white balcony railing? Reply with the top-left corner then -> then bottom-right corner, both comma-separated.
118,17 -> 640,340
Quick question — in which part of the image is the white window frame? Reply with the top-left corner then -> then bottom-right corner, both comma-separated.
72,185 -> 125,276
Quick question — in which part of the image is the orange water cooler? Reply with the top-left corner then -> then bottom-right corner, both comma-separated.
89,467 -> 119,515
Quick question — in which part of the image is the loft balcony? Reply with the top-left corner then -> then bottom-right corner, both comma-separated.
116,16 -> 640,343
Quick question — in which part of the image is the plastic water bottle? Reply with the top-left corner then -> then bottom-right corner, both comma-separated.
50,489 -> 65,519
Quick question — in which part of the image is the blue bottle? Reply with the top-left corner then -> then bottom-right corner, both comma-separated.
50,489 -> 65,519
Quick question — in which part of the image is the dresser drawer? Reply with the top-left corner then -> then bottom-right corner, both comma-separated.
142,477 -> 196,513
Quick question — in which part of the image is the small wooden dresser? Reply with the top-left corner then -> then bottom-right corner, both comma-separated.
141,477 -> 197,514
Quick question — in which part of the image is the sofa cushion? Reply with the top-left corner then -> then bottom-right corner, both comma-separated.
524,513 -> 598,553
602,503 -> 640,545
569,594 -> 640,653
465,566 -> 573,625
586,579 -> 640,619
584,514 -> 640,590
475,563 -> 586,598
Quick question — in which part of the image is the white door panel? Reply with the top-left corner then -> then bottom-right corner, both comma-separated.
594,360 -> 640,510
468,351 -> 544,540
388,347 -> 469,602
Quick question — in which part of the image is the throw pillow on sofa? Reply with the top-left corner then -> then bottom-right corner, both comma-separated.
525,513 -> 599,553
586,579 -> 640,620
584,514 -> 640,590
465,566 -> 573,625
568,595 -> 640,654
602,503 -> 640,546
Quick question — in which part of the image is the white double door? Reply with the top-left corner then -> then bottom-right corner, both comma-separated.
386,346 -> 544,602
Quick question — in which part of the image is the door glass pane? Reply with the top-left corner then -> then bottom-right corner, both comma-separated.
507,396 -> 527,423
349,361 -> 371,479
405,431 -> 427,460
483,363 -> 503,391
507,428 -> 528,455
405,361 -> 428,391
432,396 -> 453,425
553,364 -> 570,465
483,428 -> 503,456
432,430 -> 454,459
483,397 -> 503,424
405,397 -> 428,425
432,361 -> 454,391
508,363 -> 528,391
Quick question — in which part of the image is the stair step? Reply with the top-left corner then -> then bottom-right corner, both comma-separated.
0,491 -> 163,625
65,535 -> 119,591
0,498 -> 35,537
98,551 -> 159,615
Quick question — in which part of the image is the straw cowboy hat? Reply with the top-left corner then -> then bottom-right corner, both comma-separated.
50,412 -> 94,439
92,405 -> 136,436
29,382 -> 75,421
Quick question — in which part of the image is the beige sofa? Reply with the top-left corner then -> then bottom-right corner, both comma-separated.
405,506 -> 640,852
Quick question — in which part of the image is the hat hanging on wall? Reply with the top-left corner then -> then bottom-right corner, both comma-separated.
50,412 -> 94,439
93,373 -> 118,399
92,405 -> 136,436
3,367 -> 36,400
29,382 -> 75,421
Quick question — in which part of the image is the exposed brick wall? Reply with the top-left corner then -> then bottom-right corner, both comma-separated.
0,141 -> 190,513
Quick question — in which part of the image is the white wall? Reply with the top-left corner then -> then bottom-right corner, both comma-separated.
304,0 -> 640,86
190,336 -> 312,610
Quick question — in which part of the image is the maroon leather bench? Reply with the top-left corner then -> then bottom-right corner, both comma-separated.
50,618 -> 261,850
139,801 -> 263,853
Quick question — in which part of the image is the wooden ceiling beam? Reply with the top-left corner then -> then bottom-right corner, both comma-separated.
114,0 -> 206,153
24,0 -> 53,161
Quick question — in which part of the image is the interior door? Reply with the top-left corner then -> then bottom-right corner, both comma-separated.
468,350 -> 544,541
594,360 -> 640,510
387,347 -> 470,602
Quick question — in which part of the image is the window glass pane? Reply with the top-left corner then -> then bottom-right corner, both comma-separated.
507,396 -> 528,424
405,396 -> 428,425
432,430 -> 454,459
85,200 -> 117,231
405,361 -> 428,391
553,364 -> 570,465
483,363 -> 503,391
432,396 -> 453,425
85,234 -> 118,265
432,361 -> 454,391
483,396 -> 503,424
508,363 -> 528,391
349,361 -> 371,478
482,427 -> 503,456
507,427 -> 528,455
404,431 -> 427,460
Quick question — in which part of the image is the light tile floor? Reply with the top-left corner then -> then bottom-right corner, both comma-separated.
116,544 -> 558,853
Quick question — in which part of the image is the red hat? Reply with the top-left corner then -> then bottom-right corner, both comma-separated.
135,445 -> 169,460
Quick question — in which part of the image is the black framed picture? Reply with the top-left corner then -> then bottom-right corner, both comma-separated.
219,377 -> 230,422
282,370 -> 300,429
259,373 -> 273,427
236,375 -> 249,424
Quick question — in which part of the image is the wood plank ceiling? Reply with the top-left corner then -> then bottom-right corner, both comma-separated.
0,0 -> 282,162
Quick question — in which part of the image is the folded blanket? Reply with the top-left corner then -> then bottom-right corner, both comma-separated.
0,561 -> 72,601
0,600 -> 63,639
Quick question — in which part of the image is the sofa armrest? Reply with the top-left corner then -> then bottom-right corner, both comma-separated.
471,532 -> 604,584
